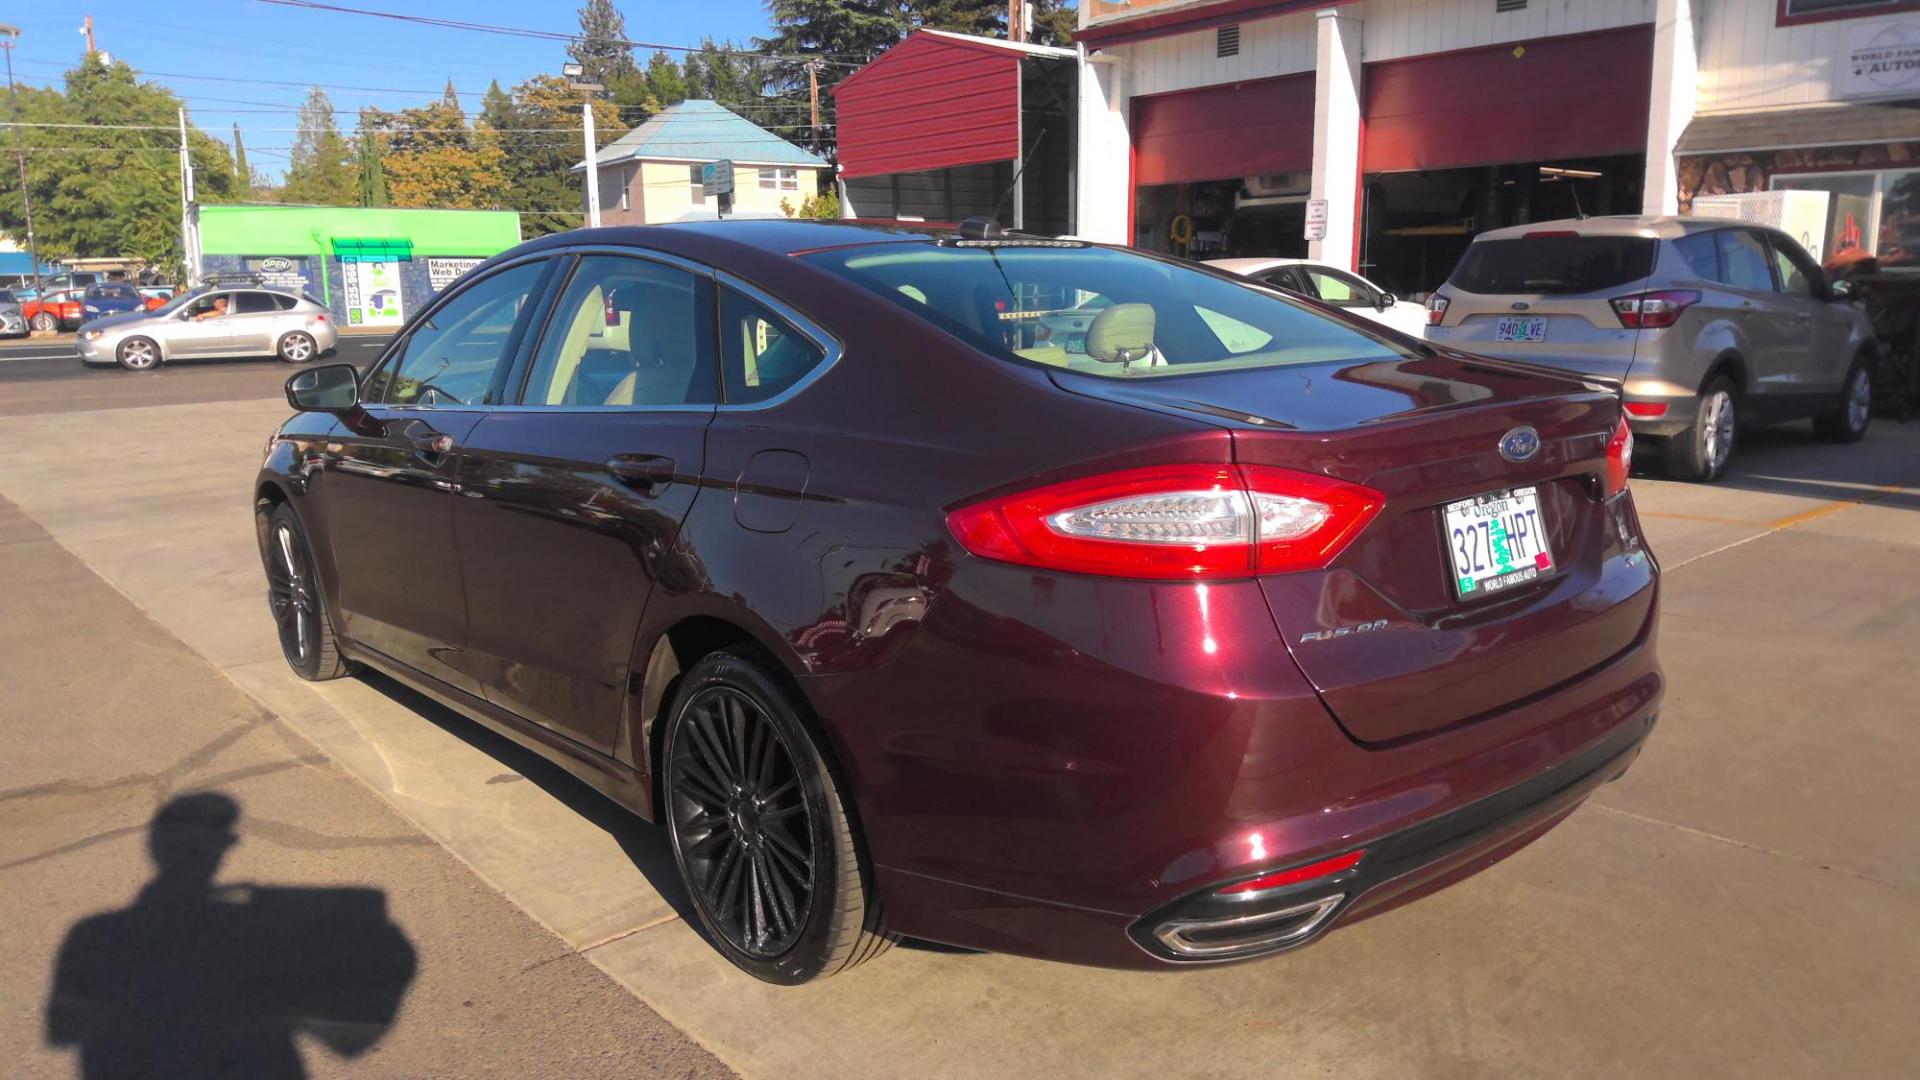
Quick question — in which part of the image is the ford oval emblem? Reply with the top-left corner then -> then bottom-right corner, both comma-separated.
1510,301 -> 1531,311
1498,426 -> 1541,463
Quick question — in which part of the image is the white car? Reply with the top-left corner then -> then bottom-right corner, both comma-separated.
1206,258 -> 1429,339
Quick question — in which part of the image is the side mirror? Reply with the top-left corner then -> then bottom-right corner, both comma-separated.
1377,292 -> 1398,311
286,363 -> 360,412
1829,278 -> 1859,302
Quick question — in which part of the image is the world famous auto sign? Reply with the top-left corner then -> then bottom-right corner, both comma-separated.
1847,19 -> 1920,100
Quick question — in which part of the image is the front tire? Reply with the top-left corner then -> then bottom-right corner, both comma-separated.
1661,376 -> 1738,482
662,649 -> 891,984
1812,359 -> 1872,444
277,330 -> 317,364
32,312 -> 56,332
116,336 -> 161,371
262,502 -> 355,681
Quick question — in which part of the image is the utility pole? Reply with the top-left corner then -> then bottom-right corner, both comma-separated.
81,14 -> 96,55
0,24 -> 41,297
564,62 -> 604,230
1008,0 -> 1024,44
177,107 -> 199,281
806,59 -> 821,135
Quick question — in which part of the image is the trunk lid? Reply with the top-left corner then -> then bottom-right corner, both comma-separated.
1051,353 -> 1656,744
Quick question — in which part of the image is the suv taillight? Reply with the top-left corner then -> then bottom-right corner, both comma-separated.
1606,416 -> 1633,496
946,464 -> 1384,581
1425,294 -> 1451,327
1610,289 -> 1699,330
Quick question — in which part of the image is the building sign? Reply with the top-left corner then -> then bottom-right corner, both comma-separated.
1846,20 -> 1920,99
341,259 -> 405,327
701,160 -> 735,197
1304,199 -> 1329,242
427,258 -> 485,292
244,256 -> 310,293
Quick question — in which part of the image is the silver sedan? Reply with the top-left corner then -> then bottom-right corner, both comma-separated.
77,286 -> 339,371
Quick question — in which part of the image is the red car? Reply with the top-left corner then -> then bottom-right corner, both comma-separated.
23,288 -> 83,331
256,221 -> 1660,983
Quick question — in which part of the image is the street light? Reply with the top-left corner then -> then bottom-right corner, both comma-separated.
564,63 -> 606,229
0,23 -> 43,298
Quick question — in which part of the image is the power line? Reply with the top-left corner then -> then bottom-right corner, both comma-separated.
254,0 -> 872,68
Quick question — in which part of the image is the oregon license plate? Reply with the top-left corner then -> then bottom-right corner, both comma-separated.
1444,487 -> 1554,599
1494,316 -> 1547,343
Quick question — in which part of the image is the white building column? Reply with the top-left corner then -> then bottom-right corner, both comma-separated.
1309,6 -> 1364,268
1075,43 -> 1131,244
1643,0 -> 1698,215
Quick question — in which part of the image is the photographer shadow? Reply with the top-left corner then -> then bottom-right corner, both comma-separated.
45,792 -> 417,1079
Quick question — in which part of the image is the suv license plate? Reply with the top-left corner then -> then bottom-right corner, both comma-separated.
1444,487 -> 1554,599
1494,316 -> 1547,342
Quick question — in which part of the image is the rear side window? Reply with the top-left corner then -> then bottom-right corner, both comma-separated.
233,292 -> 279,315
1673,232 -> 1722,282
1716,230 -> 1776,292
719,287 -> 826,405
520,255 -> 715,408
1449,236 -> 1658,295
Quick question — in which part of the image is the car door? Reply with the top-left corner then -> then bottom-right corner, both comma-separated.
223,291 -> 283,356
1713,229 -> 1799,403
318,258 -> 554,694
165,292 -> 237,357
1766,232 -> 1852,403
452,252 -> 718,754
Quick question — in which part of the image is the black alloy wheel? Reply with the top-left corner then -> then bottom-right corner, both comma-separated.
262,503 -> 353,680
662,650 -> 892,983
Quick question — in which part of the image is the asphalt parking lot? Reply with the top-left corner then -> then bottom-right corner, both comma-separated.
2,341 -> 1915,1077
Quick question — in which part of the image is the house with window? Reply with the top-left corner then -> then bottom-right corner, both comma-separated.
578,99 -> 828,225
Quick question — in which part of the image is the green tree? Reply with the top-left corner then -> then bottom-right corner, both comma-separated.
0,54 -> 234,269
357,126 -> 388,207
682,40 -> 764,108
757,0 -> 911,135
1027,0 -> 1076,46
364,81 -> 510,210
487,73 -> 626,236
282,88 -> 356,205
232,124 -> 252,194
568,0 -> 638,87
642,50 -> 689,107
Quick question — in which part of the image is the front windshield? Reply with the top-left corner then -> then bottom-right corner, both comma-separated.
801,243 -> 1413,379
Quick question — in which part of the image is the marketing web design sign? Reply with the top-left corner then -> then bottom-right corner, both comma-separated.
341,260 -> 405,328
1846,20 -> 1920,100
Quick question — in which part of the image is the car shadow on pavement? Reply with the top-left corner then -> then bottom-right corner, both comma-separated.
354,671 -> 700,923
45,792 -> 417,1080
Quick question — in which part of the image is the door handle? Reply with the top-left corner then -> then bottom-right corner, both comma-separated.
607,454 -> 676,491
409,427 -> 455,455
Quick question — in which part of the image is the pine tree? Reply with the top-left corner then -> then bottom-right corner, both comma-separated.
643,51 -> 689,107
282,88 -> 356,206
568,0 -> 638,87
357,128 -> 388,207
232,124 -> 252,195
757,0 -> 911,135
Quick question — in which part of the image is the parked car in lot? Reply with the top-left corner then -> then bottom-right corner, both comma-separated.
78,286 -> 336,370
23,288 -> 84,332
1207,257 -> 1430,337
0,289 -> 27,338
80,282 -> 147,324
1425,216 -> 1876,481
257,221 -> 1660,983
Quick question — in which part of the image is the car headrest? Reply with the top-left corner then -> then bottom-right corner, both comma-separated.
1084,303 -> 1156,364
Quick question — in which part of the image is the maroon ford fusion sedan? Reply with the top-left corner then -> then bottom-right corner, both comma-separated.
256,220 -> 1660,984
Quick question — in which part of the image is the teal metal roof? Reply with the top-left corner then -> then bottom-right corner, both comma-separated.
588,99 -> 827,169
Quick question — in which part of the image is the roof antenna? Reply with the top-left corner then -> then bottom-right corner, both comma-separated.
987,125 -> 1046,235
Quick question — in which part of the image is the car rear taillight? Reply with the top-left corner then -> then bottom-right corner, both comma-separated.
1610,289 -> 1700,330
1606,415 -> 1633,496
946,464 -> 1384,581
1215,850 -> 1366,896
1623,401 -> 1668,418
1425,294 -> 1450,327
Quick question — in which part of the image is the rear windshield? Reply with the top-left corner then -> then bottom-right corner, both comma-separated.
1449,235 -> 1657,295
799,243 -> 1412,379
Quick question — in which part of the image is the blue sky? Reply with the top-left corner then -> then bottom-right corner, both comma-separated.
5,0 -> 778,175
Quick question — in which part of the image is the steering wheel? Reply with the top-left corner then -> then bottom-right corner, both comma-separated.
414,381 -> 465,406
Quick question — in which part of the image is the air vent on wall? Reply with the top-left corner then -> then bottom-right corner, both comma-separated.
1217,24 -> 1240,58
1496,0 -> 1527,11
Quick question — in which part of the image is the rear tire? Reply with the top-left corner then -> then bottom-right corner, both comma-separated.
32,312 -> 56,332
1661,376 -> 1738,483
1812,359 -> 1872,444
116,336 -> 160,372
662,649 -> 892,984
262,502 -> 355,681
277,330 -> 317,364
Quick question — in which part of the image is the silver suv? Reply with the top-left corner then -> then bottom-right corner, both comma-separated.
1425,216 -> 1876,481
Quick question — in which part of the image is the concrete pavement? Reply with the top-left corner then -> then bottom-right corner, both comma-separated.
0,384 -> 1915,1077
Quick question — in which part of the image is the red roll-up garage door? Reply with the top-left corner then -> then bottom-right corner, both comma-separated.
1133,73 -> 1315,186
1363,25 -> 1655,174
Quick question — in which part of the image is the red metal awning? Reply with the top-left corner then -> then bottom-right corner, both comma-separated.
833,31 -> 1045,181
1132,73 -> 1315,187
1363,25 -> 1656,174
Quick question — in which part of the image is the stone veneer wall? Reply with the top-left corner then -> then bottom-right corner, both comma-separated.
1676,141 -> 1920,212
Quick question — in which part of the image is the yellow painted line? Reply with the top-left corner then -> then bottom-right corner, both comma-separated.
1764,484 -> 1908,530
1639,511 -> 1764,526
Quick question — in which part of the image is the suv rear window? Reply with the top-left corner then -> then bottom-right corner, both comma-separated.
1449,235 -> 1658,295
800,242 -> 1411,380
